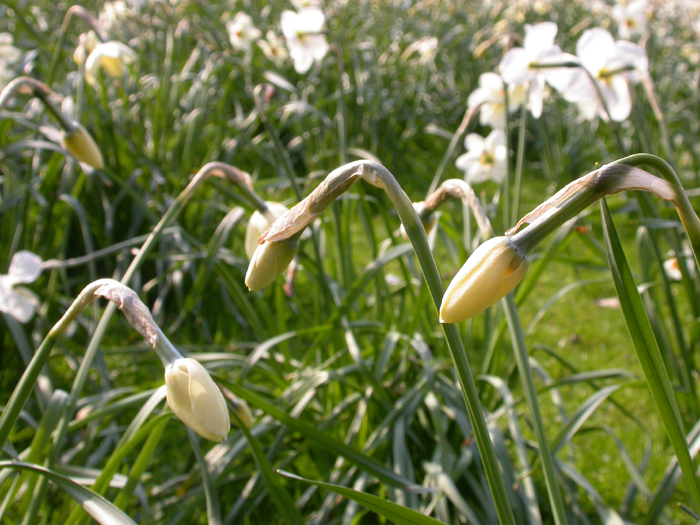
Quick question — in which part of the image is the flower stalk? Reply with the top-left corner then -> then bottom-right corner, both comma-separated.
255,160 -> 518,525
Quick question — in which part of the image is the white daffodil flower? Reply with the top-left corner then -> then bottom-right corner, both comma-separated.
499,22 -> 568,118
226,12 -> 262,52
164,357 -> 231,442
440,236 -> 529,323
85,41 -> 137,86
281,7 -> 329,74
561,28 -> 648,121
245,202 -> 289,259
258,30 -> 289,66
0,251 -> 42,323
467,72 -> 525,129
613,0 -> 648,39
455,129 -> 508,184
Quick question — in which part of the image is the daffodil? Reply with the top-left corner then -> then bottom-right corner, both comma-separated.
455,129 -> 507,184
0,251 -> 42,323
85,41 -> 137,86
226,12 -> 262,52
439,236 -> 528,323
245,237 -> 299,291
60,123 -> 104,169
245,202 -> 289,259
467,72 -> 525,129
561,28 -> 648,121
258,30 -> 289,66
165,357 -> 231,442
613,0 -> 648,39
499,22 -> 569,118
281,7 -> 329,74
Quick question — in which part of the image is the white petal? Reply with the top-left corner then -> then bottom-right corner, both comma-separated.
8,251 -> 42,284
0,286 -> 38,323
500,48 -> 533,86
464,133 -> 485,153
576,28 -> 615,75
528,75 -> 545,118
523,22 -> 558,54
485,129 -> 506,149
603,76 -> 632,121
296,7 -> 325,33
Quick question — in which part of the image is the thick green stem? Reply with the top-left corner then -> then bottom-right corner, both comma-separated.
513,97 -> 528,225
502,295 -> 568,525
0,280 -> 107,449
610,154 -> 700,268
46,163 -> 257,453
351,161 -> 517,525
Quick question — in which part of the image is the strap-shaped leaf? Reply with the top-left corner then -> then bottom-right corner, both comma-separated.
279,470 -> 446,525
601,199 -> 700,512
0,461 -> 136,525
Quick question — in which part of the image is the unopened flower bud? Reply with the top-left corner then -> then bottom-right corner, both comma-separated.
60,123 -> 104,169
245,238 -> 299,291
164,358 -> 231,442
440,236 -> 529,323
245,202 -> 289,259
400,201 -> 438,242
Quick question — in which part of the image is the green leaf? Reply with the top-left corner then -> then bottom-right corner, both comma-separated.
230,410 -> 305,525
279,470 -> 446,525
0,461 -> 137,525
221,381 -> 425,492
601,199 -> 700,513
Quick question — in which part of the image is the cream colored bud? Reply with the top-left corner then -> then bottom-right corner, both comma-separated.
73,31 -> 99,65
400,202 -> 438,242
245,238 -> 299,291
245,202 -> 289,259
440,236 -> 528,323
60,123 -> 104,169
164,358 -> 230,442
232,398 -> 254,429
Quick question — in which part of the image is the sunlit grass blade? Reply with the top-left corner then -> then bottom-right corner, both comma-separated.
221,381 -> 425,492
601,198 -> 700,514
279,470 -> 446,525
230,409 -> 304,525
0,461 -> 137,525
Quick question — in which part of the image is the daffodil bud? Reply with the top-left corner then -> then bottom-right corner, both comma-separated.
164,358 -> 230,442
245,237 -> 299,291
440,236 -> 529,323
400,202 -> 438,242
60,123 -> 104,169
245,202 -> 289,259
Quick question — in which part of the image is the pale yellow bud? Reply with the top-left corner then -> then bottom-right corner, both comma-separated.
440,236 -> 528,323
60,123 -> 104,169
164,358 -> 231,442
245,202 -> 289,259
245,238 -> 299,291
400,202 -> 438,242
73,31 -> 99,66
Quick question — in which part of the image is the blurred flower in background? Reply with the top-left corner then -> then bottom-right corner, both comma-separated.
85,41 -> 137,85
0,33 -> 21,86
499,22 -> 569,118
467,72 -> 525,129
612,0 -> 648,39
0,251 -> 42,323
73,31 -> 99,66
560,28 -> 648,121
281,7 -> 329,74
455,129 -> 508,184
258,30 -> 289,66
226,12 -> 262,52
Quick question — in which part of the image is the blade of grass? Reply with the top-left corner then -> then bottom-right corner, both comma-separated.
279,470 -> 446,525
601,198 -> 700,514
0,461 -> 137,525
